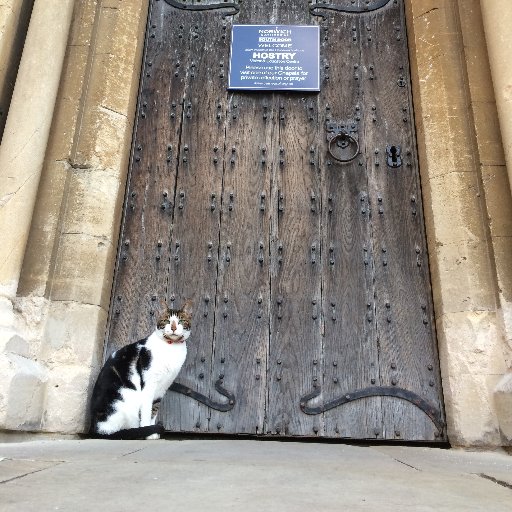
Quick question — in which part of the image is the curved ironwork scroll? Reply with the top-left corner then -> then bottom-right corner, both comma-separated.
310,0 -> 393,19
169,379 -> 236,412
300,385 -> 444,432
163,0 -> 240,16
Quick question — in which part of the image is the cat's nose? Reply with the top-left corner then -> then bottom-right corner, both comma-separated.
171,320 -> 177,331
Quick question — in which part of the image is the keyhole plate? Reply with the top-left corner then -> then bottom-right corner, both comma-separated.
386,145 -> 402,168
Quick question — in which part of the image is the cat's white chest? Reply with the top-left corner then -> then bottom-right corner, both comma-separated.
144,335 -> 187,395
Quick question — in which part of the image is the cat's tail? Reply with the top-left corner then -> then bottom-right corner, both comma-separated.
89,423 -> 165,440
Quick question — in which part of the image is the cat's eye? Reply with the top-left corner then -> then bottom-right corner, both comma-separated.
157,318 -> 169,329
179,317 -> 190,329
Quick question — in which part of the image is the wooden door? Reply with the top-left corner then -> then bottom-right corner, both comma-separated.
105,0 -> 446,441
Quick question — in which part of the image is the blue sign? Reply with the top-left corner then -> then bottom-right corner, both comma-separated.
228,25 -> 320,91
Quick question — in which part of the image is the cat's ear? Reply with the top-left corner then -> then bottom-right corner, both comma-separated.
181,298 -> 193,316
159,298 -> 169,314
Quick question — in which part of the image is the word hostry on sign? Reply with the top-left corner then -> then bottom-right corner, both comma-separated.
252,52 -> 297,60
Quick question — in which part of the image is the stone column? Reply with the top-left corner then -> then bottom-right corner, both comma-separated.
0,0 -> 75,429
0,0 -> 75,300
480,0 -> 512,445
0,0 -> 33,135
480,0 -> 512,194
0,0 -> 25,86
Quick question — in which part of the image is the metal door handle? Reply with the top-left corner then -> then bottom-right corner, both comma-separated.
328,132 -> 360,163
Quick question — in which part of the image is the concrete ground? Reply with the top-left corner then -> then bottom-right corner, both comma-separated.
0,437 -> 511,511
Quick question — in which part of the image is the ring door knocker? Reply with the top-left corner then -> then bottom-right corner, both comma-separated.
326,121 -> 360,164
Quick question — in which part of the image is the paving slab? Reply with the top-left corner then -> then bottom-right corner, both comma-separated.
0,439 -> 510,512
374,445 -> 512,480
0,457 -> 61,484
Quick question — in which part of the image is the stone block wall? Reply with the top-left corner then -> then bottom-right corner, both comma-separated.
406,0 -> 512,445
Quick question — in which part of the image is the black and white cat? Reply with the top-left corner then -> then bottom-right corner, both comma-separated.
89,300 -> 192,440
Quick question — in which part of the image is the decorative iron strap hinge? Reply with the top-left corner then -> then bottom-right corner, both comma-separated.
310,0 -> 393,18
169,379 -> 236,412
163,0 -> 240,16
300,385 -> 444,433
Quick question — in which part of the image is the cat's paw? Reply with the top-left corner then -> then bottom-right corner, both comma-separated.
146,433 -> 160,440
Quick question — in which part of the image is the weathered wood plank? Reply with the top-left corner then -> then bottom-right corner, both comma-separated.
361,0 -> 446,440
159,8 -> 230,433
264,1 -> 323,438
209,91 -> 274,434
318,9 -> 383,439
106,1 -> 187,354
267,93 -> 323,437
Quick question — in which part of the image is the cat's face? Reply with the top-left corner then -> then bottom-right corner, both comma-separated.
156,300 -> 192,343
